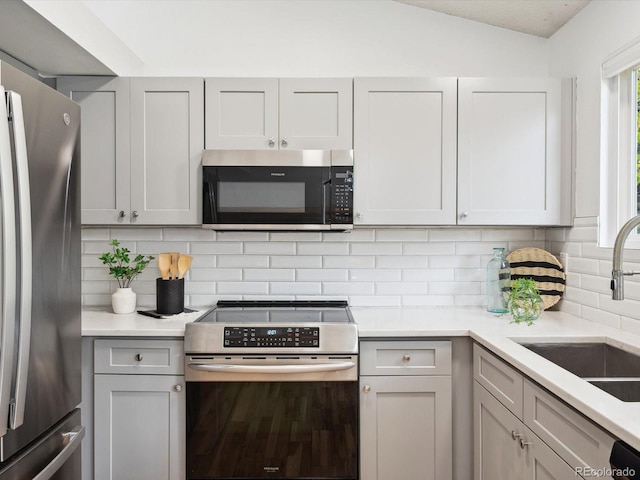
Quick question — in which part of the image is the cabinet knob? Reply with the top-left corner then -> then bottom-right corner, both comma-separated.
118,211 -> 126,218
281,137 -> 288,148
174,384 -> 183,393
135,354 -> 143,362
511,430 -> 522,440
459,211 -> 469,219
131,211 -> 139,218
519,438 -> 532,449
268,137 -> 275,148
363,385 -> 371,393
402,355 -> 411,363
355,212 -> 363,221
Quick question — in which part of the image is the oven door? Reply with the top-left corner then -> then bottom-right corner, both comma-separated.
185,356 -> 358,480
203,165 -> 331,229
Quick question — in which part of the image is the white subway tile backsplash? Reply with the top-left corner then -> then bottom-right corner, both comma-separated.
80,226 -> 579,311
323,282 -> 374,295
351,242 -> 402,256
270,282 -> 321,295
189,268 -> 242,281
244,269 -> 296,282
296,269 -> 348,282
350,268 -> 401,282
403,242 -> 455,255
376,256 -> 428,269
190,242 -> 242,255
297,243 -> 349,256
217,255 -> 269,268
244,242 -> 296,255
271,256 -> 323,268
323,255 -> 375,268
218,282 -> 269,295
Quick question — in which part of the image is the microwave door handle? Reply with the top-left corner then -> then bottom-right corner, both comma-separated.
0,87 -> 18,438
322,180 -> 330,224
205,178 -> 217,223
7,91 -> 31,430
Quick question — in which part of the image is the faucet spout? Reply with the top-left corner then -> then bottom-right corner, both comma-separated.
612,214 -> 640,300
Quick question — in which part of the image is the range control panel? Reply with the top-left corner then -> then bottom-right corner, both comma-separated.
223,326 -> 320,348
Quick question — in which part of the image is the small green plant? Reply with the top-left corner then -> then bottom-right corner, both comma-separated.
507,278 -> 543,326
99,239 -> 155,288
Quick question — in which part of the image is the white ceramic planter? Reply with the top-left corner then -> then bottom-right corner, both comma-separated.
112,287 -> 136,314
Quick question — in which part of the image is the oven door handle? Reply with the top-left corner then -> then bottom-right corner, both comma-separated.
188,361 -> 356,374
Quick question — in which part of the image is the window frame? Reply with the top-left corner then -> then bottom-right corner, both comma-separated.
600,37 -> 640,248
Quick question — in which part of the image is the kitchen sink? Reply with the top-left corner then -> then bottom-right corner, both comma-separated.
518,342 -> 640,402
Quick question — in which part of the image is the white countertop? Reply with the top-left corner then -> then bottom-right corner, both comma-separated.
82,306 -> 640,451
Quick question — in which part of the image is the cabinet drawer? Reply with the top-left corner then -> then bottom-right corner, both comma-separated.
360,340 -> 451,376
524,379 -> 615,473
94,339 -> 184,375
473,344 -> 524,418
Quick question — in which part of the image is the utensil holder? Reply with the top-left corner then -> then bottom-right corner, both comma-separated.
156,278 -> 184,314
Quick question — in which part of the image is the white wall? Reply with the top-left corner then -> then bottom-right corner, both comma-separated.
546,1 -> 640,332
36,0 -> 549,77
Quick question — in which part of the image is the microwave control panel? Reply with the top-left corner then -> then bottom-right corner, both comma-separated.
331,167 -> 353,224
223,326 -> 320,348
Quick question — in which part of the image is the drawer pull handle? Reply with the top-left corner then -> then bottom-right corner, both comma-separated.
511,430 -> 522,440
519,439 -> 532,449
363,385 -> 371,393
174,385 -> 182,393
135,354 -> 143,362
403,355 -> 411,363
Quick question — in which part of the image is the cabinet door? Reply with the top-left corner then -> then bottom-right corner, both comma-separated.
130,78 -> 203,224
474,382 -> 524,480
94,374 -> 185,480
279,78 -> 353,150
360,375 -> 452,480
205,78 -> 278,149
522,427 -> 580,480
353,77 -> 457,225
57,77 -> 131,224
458,78 -> 572,226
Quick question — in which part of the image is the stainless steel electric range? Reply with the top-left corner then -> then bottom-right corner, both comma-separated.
184,300 -> 359,480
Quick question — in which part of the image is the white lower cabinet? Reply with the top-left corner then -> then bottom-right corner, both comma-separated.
92,339 -> 186,480
359,340 -> 452,480
473,344 -> 615,480
475,382 -> 577,480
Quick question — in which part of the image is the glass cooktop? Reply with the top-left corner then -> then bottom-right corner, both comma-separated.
195,300 -> 353,324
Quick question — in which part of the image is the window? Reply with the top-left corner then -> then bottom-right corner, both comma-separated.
600,38 -> 640,248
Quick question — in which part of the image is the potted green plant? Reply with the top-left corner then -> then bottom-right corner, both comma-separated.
507,278 -> 543,325
99,239 -> 154,314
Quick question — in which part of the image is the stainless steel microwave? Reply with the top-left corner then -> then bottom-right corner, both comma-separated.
202,150 -> 353,230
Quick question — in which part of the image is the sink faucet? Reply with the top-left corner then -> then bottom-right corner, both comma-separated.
611,214 -> 640,300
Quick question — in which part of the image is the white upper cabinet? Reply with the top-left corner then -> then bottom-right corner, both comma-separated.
58,76 -> 204,225
57,77 -> 131,225
205,77 -> 353,150
130,77 -> 204,225
353,77 -> 458,225
457,78 -> 573,226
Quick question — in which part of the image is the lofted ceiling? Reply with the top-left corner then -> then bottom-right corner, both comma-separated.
394,0 -> 591,38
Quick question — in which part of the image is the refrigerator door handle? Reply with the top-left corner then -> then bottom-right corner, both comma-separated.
31,425 -> 85,480
6,91 -> 31,430
0,87 -> 17,438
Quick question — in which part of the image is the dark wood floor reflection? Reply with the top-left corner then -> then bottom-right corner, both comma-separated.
187,382 -> 358,479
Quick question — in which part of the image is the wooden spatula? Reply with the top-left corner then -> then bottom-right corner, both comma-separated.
178,254 -> 192,279
158,253 -> 171,280
169,252 -> 179,279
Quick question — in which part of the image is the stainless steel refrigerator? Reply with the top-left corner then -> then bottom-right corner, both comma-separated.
0,61 -> 82,479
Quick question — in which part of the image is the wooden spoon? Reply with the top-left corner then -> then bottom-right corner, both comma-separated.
178,254 -> 192,280
158,253 -> 171,280
169,252 -> 179,280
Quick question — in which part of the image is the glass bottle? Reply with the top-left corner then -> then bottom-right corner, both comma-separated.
487,247 -> 510,313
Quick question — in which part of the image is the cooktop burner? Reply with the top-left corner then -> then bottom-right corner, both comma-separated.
185,300 -> 357,354
196,300 -> 353,324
